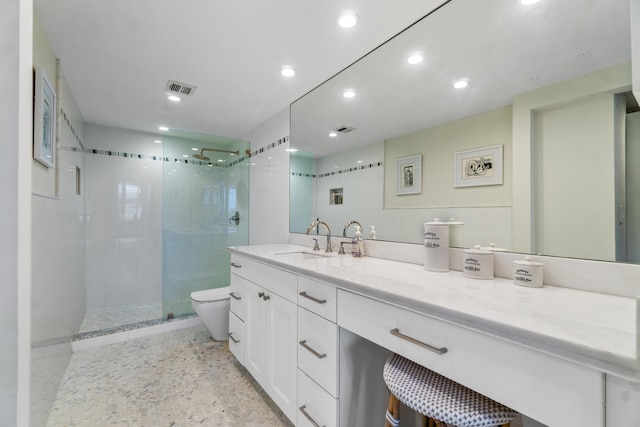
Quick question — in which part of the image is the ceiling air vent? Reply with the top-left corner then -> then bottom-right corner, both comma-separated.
334,125 -> 356,134
165,80 -> 197,96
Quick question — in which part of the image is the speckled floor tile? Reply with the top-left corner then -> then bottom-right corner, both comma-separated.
47,325 -> 294,427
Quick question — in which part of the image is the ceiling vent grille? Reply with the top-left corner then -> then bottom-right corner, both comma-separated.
334,125 -> 356,134
166,80 -> 197,96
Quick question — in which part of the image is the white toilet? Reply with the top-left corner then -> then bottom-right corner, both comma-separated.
190,287 -> 230,340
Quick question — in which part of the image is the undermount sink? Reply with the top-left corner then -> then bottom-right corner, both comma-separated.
274,250 -> 335,260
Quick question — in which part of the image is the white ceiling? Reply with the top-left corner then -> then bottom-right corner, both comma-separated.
291,0 -> 632,158
33,0 -> 448,140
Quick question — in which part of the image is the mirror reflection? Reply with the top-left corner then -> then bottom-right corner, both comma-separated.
290,0 -> 639,263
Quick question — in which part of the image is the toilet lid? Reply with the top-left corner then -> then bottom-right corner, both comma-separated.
191,287 -> 230,303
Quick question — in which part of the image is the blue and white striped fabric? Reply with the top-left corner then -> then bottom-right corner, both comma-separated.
383,354 -> 517,427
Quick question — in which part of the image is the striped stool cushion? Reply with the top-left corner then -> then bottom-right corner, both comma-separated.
383,354 -> 517,427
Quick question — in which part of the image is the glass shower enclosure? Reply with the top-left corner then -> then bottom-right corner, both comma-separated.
162,130 -> 249,319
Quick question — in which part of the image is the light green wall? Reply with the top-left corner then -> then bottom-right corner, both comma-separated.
384,106 -> 512,208
32,14 -> 58,197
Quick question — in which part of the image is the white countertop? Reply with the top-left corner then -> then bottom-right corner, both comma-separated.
229,244 -> 639,380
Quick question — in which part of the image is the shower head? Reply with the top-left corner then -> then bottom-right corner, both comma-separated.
193,147 -> 240,162
193,153 -> 210,161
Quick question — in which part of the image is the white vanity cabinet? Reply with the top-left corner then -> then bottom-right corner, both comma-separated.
228,264 -> 246,365
230,254 -> 298,424
338,289 -> 604,427
297,276 -> 339,427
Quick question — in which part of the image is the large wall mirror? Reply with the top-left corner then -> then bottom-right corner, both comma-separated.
290,0 -> 640,264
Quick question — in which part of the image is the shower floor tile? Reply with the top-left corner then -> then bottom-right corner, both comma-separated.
78,301 -> 164,334
47,325 -> 293,427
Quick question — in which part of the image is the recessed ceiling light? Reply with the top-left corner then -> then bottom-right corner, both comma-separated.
329,132 -> 338,138
158,126 -> 169,131
453,79 -> 469,89
407,53 -> 424,65
342,89 -> 356,98
280,66 -> 296,77
167,95 -> 181,102
337,11 -> 359,29
154,140 -> 162,144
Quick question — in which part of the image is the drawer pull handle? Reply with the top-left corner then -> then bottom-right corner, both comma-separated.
230,262 -> 242,268
299,291 -> 327,305
299,340 -> 327,359
229,292 -> 241,300
228,333 -> 240,344
299,405 -> 325,427
389,328 -> 448,355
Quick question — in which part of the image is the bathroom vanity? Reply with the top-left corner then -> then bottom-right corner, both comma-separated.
228,243 -> 640,427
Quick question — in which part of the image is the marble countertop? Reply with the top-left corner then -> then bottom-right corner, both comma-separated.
229,244 -> 639,381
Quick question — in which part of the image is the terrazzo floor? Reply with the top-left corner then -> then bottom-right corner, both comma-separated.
47,325 -> 294,427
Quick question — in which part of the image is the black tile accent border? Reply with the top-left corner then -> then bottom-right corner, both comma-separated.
293,161 -> 384,179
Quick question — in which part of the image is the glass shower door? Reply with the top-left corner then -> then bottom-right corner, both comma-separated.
162,131 -> 249,319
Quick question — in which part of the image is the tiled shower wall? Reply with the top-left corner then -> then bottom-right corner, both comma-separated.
83,124 -> 164,310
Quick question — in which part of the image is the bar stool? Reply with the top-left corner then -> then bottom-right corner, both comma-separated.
383,353 -> 517,427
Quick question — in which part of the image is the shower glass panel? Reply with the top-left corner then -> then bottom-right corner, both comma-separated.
162,130 -> 250,319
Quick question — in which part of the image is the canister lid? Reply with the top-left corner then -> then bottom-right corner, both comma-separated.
463,244 -> 494,255
514,256 -> 543,267
447,217 -> 465,225
480,243 -> 508,252
425,218 -> 448,226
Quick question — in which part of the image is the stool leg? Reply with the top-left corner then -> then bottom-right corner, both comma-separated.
385,393 -> 400,427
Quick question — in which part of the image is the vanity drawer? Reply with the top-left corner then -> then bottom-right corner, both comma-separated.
337,289 -> 604,427
298,275 -> 337,322
228,311 -> 244,366
229,273 -> 246,320
298,307 -> 339,397
230,254 -> 297,302
297,370 -> 338,427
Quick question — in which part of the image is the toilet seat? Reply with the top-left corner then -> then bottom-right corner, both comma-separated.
191,287 -> 230,303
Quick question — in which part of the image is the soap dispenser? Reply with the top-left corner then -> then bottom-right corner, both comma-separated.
352,226 -> 364,257
368,225 -> 378,240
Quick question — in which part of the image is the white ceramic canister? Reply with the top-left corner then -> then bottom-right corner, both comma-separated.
447,218 -> 465,248
424,219 -> 449,272
462,245 -> 494,279
513,257 -> 544,288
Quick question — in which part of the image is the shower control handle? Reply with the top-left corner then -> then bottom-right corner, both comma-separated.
229,211 -> 240,226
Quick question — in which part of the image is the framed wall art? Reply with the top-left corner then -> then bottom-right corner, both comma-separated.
33,67 -> 56,168
454,145 -> 502,188
395,154 -> 422,195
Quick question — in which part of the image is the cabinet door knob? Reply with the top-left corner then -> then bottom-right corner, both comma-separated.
263,294 -> 270,301
258,291 -> 264,298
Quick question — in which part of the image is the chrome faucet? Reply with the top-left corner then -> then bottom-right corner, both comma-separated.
306,220 -> 333,253
342,220 -> 362,238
